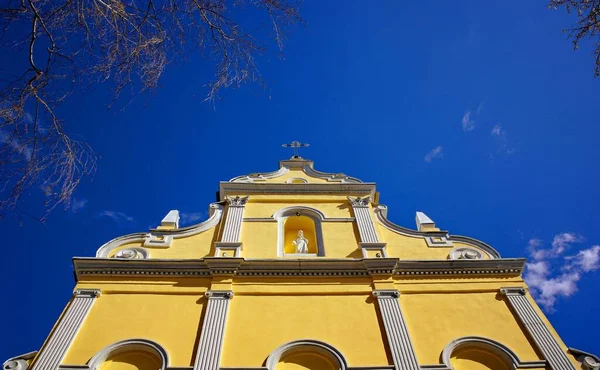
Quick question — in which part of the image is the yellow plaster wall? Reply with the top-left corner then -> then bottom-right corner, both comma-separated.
240,221 -> 360,258
63,291 -> 207,367
400,292 -> 541,365
243,200 -> 353,219
107,227 -> 218,259
220,294 -> 390,367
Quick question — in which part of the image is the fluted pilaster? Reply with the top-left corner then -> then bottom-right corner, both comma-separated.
222,197 -> 248,242
31,289 -> 100,370
500,288 -> 575,370
348,196 -> 379,243
193,291 -> 233,370
373,290 -> 419,370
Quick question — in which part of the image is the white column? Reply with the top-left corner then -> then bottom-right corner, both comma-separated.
222,196 -> 248,242
193,291 -> 233,370
500,288 -> 576,370
31,289 -> 100,370
373,290 -> 420,370
348,196 -> 379,243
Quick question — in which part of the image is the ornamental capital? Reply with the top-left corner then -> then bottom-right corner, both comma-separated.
73,289 -> 101,298
499,287 -> 526,296
348,196 -> 370,207
205,290 -> 234,300
227,196 -> 249,207
372,289 -> 400,299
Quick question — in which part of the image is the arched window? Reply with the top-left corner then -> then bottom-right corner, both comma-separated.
442,336 -> 528,370
88,339 -> 168,370
266,340 -> 347,370
274,207 -> 325,257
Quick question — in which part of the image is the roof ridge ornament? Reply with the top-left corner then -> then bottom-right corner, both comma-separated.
282,140 -> 309,159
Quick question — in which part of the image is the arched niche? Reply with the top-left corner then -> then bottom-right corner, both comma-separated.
266,340 -> 347,370
88,339 -> 168,370
274,207 -> 325,257
442,336 -> 524,370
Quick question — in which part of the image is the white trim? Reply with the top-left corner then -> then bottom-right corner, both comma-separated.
229,158 -> 363,184
274,207 -> 325,257
88,339 -> 169,370
214,242 -> 242,257
265,340 -> 348,370
96,202 -> 224,258
374,205 -> 500,258
360,242 -> 388,258
441,336 -> 547,369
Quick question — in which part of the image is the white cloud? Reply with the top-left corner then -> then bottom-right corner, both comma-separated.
180,211 -> 205,225
462,111 -> 475,131
524,234 -> 598,312
489,124 -> 515,156
491,125 -> 502,136
99,210 -> 134,223
0,129 -> 32,161
424,146 -> 443,163
71,198 -> 88,212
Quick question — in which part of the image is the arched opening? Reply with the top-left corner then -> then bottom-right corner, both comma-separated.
89,339 -> 168,370
266,340 -> 347,370
99,351 -> 162,370
450,346 -> 511,370
284,216 -> 318,255
274,207 -> 325,257
276,351 -> 338,370
442,336 -> 524,370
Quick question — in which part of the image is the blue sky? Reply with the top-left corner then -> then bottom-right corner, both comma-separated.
2,0 -> 600,362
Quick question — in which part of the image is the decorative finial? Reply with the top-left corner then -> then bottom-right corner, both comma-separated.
282,141 -> 309,158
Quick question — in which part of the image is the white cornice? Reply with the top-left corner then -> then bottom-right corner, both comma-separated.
373,205 -> 501,259
219,182 -> 376,201
73,257 -> 525,279
95,202 -> 224,258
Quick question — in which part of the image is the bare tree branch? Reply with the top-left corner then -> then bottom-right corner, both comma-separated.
0,0 -> 303,220
550,0 -> 600,76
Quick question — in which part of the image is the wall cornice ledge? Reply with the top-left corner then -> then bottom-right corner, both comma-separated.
73,257 -> 525,280
218,182 -> 376,201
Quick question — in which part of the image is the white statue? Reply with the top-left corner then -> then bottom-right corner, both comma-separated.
292,230 -> 309,254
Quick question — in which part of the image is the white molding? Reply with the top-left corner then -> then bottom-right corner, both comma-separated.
374,205 -> 500,258
96,202 -> 224,258
440,336 -> 547,369
73,258 -> 526,279
265,340 -> 348,370
274,206 -> 325,257
229,158 -> 363,184
214,242 -> 242,257
360,242 -> 388,258
219,182 -> 376,201
88,339 -> 169,370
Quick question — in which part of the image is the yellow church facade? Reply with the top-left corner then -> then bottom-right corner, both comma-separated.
4,156 -> 600,370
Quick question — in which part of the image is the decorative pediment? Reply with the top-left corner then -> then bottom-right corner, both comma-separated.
95,202 -> 224,258
228,158 -> 363,184
373,205 -> 501,259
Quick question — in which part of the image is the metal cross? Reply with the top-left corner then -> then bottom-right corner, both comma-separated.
282,141 -> 309,158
